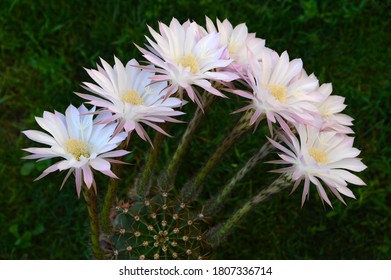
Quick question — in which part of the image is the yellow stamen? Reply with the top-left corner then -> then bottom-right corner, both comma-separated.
122,90 -> 144,105
228,43 -> 237,55
179,53 -> 199,73
269,84 -> 287,104
309,148 -> 328,164
64,139 -> 90,160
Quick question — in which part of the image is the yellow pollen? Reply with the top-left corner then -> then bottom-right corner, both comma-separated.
64,139 -> 90,161
228,43 -> 237,55
179,53 -> 199,73
309,148 -> 328,164
269,85 -> 287,104
122,90 -> 144,105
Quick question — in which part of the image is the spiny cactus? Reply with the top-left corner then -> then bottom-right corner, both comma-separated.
108,187 -> 211,260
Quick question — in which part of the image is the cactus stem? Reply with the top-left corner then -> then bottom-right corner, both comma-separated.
83,185 -> 104,259
163,93 -> 215,185
136,123 -> 169,196
204,138 -> 274,216
101,139 -> 129,234
207,174 -> 291,247
181,110 -> 256,202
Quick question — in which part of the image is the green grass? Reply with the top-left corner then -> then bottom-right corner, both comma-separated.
1,0 -> 390,259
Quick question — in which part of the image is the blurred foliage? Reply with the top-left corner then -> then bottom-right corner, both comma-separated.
0,0 -> 390,259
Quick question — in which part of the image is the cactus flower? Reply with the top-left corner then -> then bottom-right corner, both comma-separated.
22,104 -> 129,197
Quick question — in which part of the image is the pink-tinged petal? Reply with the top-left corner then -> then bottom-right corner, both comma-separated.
105,158 -> 129,165
328,186 -> 347,205
269,166 -> 295,173
75,168 -> 83,198
140,120 -> 171,137
232,104 -> 255,114
333,169 -> 366,186
134,123 -> 153,146
292,168 -> 303,181
159,97 -> 183,108
60,169 -> 74,190
82,165 -> 94,188
335,185 -> 356,199
22,153 -> 57,160
100,169 -> 119,179
90,157 -> 111,172
281,58 -> 303,86
65,105 -> 82,139
310,175 -> 332,207
22,130 -> 57,146
328,147 -> 361,162
204,71 -> 239,82
99,58 -> 119,93
290,179 -> 302,194
232,89 -> 255,100
75,92 -> 113,108
327,158 -> 367,172
85,68 -> 114,94
278,154 -> 297,164
249,109 -> 262,126
100,150 -> 130,158
34,162 -> 61,181
95,114 -> 120,125
57,160 -> 73,171
195,80 -> 227,98
113,56 -> 127,91
267,138 -> 296,159
269,51 -> 290,84
267,118 -> 274,136
302,177 -> 310,206
123,119 -> 136,133
113,120 -> 126,136
35,115 -> 68,144
22,147 -> 63,160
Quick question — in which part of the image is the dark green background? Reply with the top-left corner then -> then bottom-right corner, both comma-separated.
0,0 -> 390,259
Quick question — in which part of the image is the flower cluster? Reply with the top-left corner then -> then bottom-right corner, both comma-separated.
23,16 -> 366,206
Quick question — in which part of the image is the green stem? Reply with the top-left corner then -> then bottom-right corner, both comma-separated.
181,110 -> 254,202
207,174 -> 291,247
136,123 -> 169,196
101,140 -> 128,234
204,139 -> 274,216
83,185 -> 104,259
163,93 -> 215,185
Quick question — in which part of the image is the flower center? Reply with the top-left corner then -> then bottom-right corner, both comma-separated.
64,139 -> 90,160
179,53 -> 199,73
122,90 -> 144,105
309,148 -> 328,164
269,85 -> 287,104
228,43 -> 237,55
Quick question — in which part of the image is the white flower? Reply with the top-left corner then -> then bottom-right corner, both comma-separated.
268,122 -> 366,206
205,17 -> 266,73
137,17 -> 239,108
22,104 -> 129,197
315,83 -> 354,134
77,57 -> 184,144
233,51 -> 323,132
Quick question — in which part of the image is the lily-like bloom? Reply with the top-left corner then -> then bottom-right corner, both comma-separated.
205,17 -> 266,74
233,51 -> 323,133
315,83 -> 354,134
137,17 -> 239,108
22,104 -> 129,197
77,57 -> 184,144
268,122 -> 366,206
